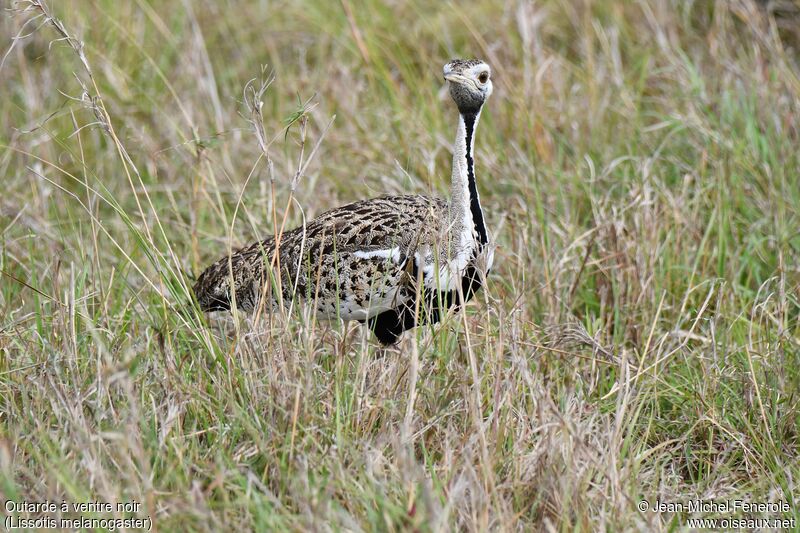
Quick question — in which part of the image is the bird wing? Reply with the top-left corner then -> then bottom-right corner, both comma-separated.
193,195 -> 448,317
274,195 -> 448,320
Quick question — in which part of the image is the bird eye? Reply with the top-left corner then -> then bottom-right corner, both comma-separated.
478,71 -> 489,84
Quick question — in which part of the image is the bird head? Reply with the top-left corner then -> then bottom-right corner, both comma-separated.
443,59 -> 492,114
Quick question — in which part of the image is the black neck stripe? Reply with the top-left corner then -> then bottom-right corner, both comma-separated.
462,112 -> 488,245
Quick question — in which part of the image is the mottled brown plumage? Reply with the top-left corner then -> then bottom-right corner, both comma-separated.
194,59 -> 495,344
194,195 -> 446,314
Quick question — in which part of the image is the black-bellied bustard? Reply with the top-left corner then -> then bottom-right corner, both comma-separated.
193,59 -> 494,344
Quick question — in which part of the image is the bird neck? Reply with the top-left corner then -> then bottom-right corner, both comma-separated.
450,109 -> 488,247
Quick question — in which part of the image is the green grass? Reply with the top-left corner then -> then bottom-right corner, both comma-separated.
2,0 -> 800,530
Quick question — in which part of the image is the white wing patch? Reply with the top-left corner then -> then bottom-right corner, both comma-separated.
353,247 -> 402,262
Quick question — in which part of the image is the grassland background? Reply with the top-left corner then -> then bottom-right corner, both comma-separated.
1,0 -> 800,530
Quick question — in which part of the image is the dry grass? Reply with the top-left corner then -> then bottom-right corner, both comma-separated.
1,0 -> 799,530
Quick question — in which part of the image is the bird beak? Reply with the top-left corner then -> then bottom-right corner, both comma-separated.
444,73 -> 479,91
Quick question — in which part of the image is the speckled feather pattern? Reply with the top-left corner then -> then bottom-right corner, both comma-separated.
193,194 -> 451,319
446,59 -> 484,70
